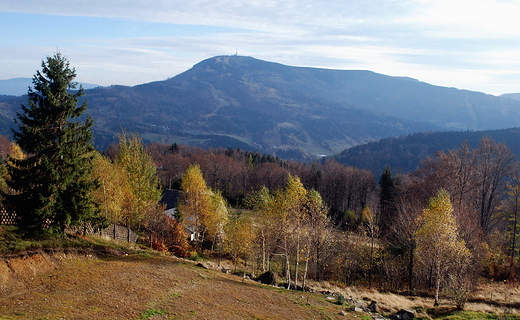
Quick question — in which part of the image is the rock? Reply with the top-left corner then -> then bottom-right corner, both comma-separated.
350,305 -> 363,312
221,268 -> 229,274
255,271 -> 277,285
368,300 -> 378,312
195,263 -> 207,269
390,309 -> 415,320
339,310 -> 348,316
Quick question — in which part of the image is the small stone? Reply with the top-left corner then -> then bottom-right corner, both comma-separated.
350,305 -> 363,312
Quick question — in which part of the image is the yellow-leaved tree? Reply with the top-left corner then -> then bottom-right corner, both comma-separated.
246,174 -> 327,289
1,142 -> 26,201
179,164 -> 228,250
274,174 -> 307,289
114,132 -> 162,228
244,185 -> 276,272
91,151 -> 135,225
222,210 -> 254,271
415,189 -> 472,308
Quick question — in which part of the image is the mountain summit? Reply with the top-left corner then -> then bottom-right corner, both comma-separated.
2,55 -> 520,160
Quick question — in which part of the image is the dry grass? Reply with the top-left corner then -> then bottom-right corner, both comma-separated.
1,235 -> 519,320
305,279 -> 520,319
0,251 -> 362,320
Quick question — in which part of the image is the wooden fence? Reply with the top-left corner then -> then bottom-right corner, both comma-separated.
0,208 -> 138,244
0,208 -> 17,225
67,223 -> 139,243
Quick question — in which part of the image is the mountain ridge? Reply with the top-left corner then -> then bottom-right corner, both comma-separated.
2,55 -> 520,160
333,127 -> 520,175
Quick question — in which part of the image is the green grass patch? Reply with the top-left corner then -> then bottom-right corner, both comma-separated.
0,226 -> 95,254
136,307 -> 168,319
0,226 -> 158,257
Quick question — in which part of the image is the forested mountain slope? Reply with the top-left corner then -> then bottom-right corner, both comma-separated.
2,55 -> 520,160
333,128 -> 520,175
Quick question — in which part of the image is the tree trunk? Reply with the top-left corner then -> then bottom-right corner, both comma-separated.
295,233 -> 300,288
284,237 -> 291,290
434,264 -> 441,306
408,244 -> 415,292
262,231 -> 266,272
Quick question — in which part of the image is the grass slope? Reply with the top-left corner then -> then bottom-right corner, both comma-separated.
0,251 -> 354,320
0,233 -> 519,320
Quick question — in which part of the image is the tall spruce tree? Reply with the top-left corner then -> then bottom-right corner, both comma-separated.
379,165 -> 398,231
5,52 -> 100,234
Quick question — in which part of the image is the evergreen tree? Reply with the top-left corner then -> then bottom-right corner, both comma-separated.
5,52 -> 100,234
379,165 -> 398,231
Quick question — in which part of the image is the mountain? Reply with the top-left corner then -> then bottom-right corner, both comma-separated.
2,55 -> 520,160
0,78 -> 99,96
333,128 -> 520,175
501,93 -> 520,101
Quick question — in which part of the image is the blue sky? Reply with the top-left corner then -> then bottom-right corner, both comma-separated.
1,0 -> 520,95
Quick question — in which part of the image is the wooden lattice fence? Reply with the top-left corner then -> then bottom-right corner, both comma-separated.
67,223 -> 139,243
0,208 -> 18,225
0,208 -> 138,243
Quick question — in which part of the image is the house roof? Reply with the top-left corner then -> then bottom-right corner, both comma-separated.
160,189 -> 181,210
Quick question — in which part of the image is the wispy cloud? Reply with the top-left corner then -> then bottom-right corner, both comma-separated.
1,0 -> 520,94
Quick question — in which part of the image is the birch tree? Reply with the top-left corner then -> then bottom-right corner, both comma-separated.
91,152 -> 135,225
114,132 -> 162,228
415,189 -> 472,307
179,164 -> 228,249
223,210 -> 254,270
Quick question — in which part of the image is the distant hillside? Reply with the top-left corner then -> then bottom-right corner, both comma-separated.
501,93 -> 520,101
333,128 -> 520,175
0,78 -> 99,96
3,56 -> 520,159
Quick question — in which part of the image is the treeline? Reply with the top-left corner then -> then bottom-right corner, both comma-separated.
334,128 -> 520,174
146,142 -> 375,222
144,137 -> 520,309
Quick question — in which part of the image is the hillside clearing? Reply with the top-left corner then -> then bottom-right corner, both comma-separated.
1,249 -> 519,320
0,251 -> 356,320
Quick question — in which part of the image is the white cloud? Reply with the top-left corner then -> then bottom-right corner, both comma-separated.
2,0 -> 520,94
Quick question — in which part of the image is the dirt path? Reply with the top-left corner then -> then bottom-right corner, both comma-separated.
0,253 -> 354,320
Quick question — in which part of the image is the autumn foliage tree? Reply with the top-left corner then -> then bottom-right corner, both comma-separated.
246,174 -> 332,288
178,164 -> 228,249
222,210 -> 255,270
91,151 -> 135,225
415,189 -> 472,307
114,132 -> 162,228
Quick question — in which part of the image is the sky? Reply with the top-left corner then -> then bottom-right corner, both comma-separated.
1,0 -> 520,95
